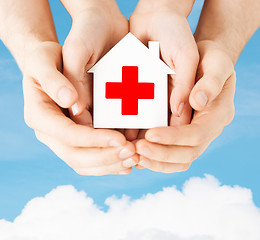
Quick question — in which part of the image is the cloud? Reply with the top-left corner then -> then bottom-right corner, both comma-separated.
0,175 -> 260,240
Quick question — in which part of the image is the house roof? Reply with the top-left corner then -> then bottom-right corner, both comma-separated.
89,33 -> 175,74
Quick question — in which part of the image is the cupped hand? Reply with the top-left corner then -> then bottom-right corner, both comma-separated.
23,41 -> 137,176
135,40 -> 235,173
62,1 -> 129,117
126,0 -> 199,141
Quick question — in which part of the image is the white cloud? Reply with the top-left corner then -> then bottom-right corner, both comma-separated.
0,175 -> 260,240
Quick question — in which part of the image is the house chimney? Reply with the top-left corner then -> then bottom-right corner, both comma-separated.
148,41 -> 160,58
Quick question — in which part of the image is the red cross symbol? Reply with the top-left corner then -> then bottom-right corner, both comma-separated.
106,66 -> 155,115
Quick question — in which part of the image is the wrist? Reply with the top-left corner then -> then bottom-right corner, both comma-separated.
61,0 -> 121,20
134,0 -> 195,18
195,31 -> 244,65
4,35 -> 57,72
196,40 -> 235,67
195,0 -> 260,65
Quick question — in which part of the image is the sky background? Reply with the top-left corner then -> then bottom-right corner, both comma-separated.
0,0 -> 259,223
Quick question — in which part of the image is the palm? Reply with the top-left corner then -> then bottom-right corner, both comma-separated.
62,8 -> 128,126
126,9 -> 199,141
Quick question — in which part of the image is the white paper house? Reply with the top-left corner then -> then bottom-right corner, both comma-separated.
89,33 -> 174,129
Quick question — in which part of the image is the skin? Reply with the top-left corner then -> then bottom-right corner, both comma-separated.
135,0 -> 260,172
190,0 -> 260,111
135,41 -> 236,171
0,0 -> 137,176
126,0 -> 198,140
1,0 -> 259,175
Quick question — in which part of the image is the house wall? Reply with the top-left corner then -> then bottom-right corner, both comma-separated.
93,64 -> 168,129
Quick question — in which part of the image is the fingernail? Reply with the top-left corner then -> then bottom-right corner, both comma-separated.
58,87 -> 73,106
138,159 -> 152,168
195,91 -> 208,108
119,169 -> 130,175
119,148 -> 135,159
72,102 -> 79,116
109,139 -> 124,147
122,157 -> 137,168
177,102 -> 185,117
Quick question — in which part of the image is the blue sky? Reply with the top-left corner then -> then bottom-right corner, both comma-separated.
0,0 -> 259,222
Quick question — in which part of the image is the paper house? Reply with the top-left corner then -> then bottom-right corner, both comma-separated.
88,33 -> 174,129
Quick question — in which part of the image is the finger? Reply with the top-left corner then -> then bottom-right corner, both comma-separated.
23,76 -> 126,147
62,15 -> 111,116
74,155 -> 137,176
168,45 -> 199,117
169,102 -> 192,126
189,42 -> 234,111
145,120 -> 224,147
132,17 -> 199,118
62,38 -> 93,116
75,166 -> 133,176
70,108 -> 93,127
145,123 -> 210,147
136,139 -> 200,164
158,20 -> 199,118
28,43 -> 78,108
135,165 -> 145,170
125,129 -> 140,141
138,156 -> 191,174
145,100 -> 227,147
145,74 -> 236,147
35,131 -> 136,169
137,129 -> 147,139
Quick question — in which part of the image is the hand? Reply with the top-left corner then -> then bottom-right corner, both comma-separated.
135,41 -> 235,173
62,0 -> 129,117
59,1 -> 137,175
23,41 -> 137,176
127,0 -> 199,141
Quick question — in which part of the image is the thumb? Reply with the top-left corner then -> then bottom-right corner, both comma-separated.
28,43 -> 79,109
62,37 -> 93,117
62,14 -> 108,117
189,45 -> 234,111
37,69 -> 79,109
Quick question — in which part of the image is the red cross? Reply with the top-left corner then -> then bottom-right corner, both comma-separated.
106,66 -> 155,115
